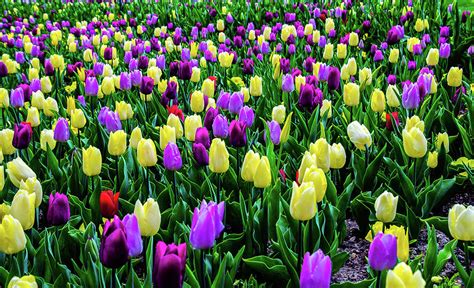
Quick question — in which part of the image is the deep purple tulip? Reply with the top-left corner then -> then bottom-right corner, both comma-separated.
327,67 -> 340,90
138,55 -> 149,70
386,25 -> 404,45
140,76 -> 154,95
195,127 -> 210,149
299,84 -> 315,108
153,241 -> 187,288
229,120 -> 247,147
192,143 -> 209,166
162,81 -> 178,105
387,75 -> 397,85
304,57 -> 314,73
280,58 -> 290,74
266,120 -> 281,145
368,233 -> 397,271
374,50 -> 384,62
408,60 -> 417,70
10,88 -> 25,108
212,114 -> 229,138
204,107 -> 219,131
170,62 -> 179,77
54,118 -> 70,142
85,77 -> 99,96
178,61 -> 192,80
13,122 -> 32,149
300,250 -> 332,288
282,74 -> 295,92
163,142 -> 182,171
413,44 -> 422,55
362,20 -> 371,32
229,92 -> 244,114
189,200 -> 225,249
239,106 -> 255,128
44,59 -> 54,76
242,58 -> 254,75
120,72 -> 132,91
99,216 -> 129,269
105,112 -> 122,132
0,62 -> 7,77
47,192 -> 70,226
18,84 -> 31,102
402,82 -> 421,109
440,26 -> 450,38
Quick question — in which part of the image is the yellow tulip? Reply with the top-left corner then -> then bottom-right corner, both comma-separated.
10,189 -> 36,230
427,151 -> 438,168
82,146 -> 102,176
7,275 -> 37,288
6,157 -> 36,188
190,67 -> 201,83
375,191 -> 398,223
415,18 -> 424,32
295,75 -> 306,94
349,32 -> 359,46
202,78 -> 215,98
250,76 -> 262,97
312,30 -> 320,44
402,128 -> 427,158
347,121 -> 372,150
341,64 -> 350,81
26,107 -> 40,128
359,68 -> 372,88
115,101 -> 134,120
337,43 -> 347,59
41,76 -> 52,94
184,115 -> 202,141
407,37 -> 420,53
190,91 -> 205,113
447,67 -> 463,87
389,49 -> 399,64
290,182 -> 317,221
426,48 -> 439,66
386,85 -> 400,107
101,76 -> 115,96
241,87 -> 250,103
325,18 -> 335,34
298,152 -> 317,184
347,57 -> 357,75
241,150 -> 260,182
134,198 -> 161,237
386,225 -> 409,262
272,104 -> 286,124
108,130 -> 127,156
43,97 -> 58,117
280,112 -> 293,144
50,54 -> 64,69
129,127 -> 142,149
0,88 -> 9,108
320,100 -> 332,118
0,166 -> 4,191
370,89 -> 385,113
0,215 -> 26,254
405,116 -> 425,132
302,166 -> 327,203
386,262 -> 425,288
310,138 -> 330,173
218,52 -> 234,68
71,109 -> 86,129
137,139 -> 158,167
40,130 -> 56,151
19,177 -> 42,208
159,125 -> 176,150
436,132 -> 449,153
343,83 -> 360,106
448,204 -> 474,241
323,43 -> 334,60
209,138 -> 229,173
253,156 -> 271,188
30,91 -> 44,110
167,114 -> 184,139
329,143 -> 346,169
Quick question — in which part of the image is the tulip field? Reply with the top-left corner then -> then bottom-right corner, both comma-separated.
1,0 -> 474,287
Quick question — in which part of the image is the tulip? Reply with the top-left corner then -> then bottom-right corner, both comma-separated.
53,118 -> 70,142
299,84 -> 315,109
40,130 -> 56,151
386,85 -> 400,107
402,128 -> 427,158
10,88 -> 24,108
218,52 -> 234,68
191,67 -> 201,83
371,89 -> 385,113
159,125 -> 176,151
115,101 -> 134,120
0,88 -> 9,108
43,97 -> 59,117
229,120 -> 247,147
202,78 -> 215,98
47,192 -> 70,226
385,225 -> 409,262
13,122 -> 32,150
300,250 -> 332,288
253,156 -> 271,188
298,151 -> 317,184
6,157 -> 36,187
448,204 -> 474,241
241,150 -> 260,182
440,43 -> 451,58
185,115 -> 202,142
347,121 -> 372,150
310,138 -> 330,172
295,75 -> 306,94
386,263 -> 425,288
389,49 -> 399,63
82,146 -> 102,177
0,215 -> 26,254
337,43 -> 347,59
100,190 -> 120,219
193,143 -> 209,166
19,177 -> 42,208
167,114 -> 184,139
85,77 -> 99,96
7,275 -> 37,288
137,139 -> 158,167
250,76 -> 262,96
386,112 -> 400,131
107,130 -> 127,156
122,214 -> 143,257
368,232 -> 397,271
129,127 -> 142,149
153,241 -> 187,288
290,182 -> 317,221
329,143 -> 346,169
427,151 -> 438,168
134,198 -> 161,237
426,48 -> 439,66
402,83 -> 420,110
239,106 -> 255,128
213,114 -> 229,138
327,67 -> 340,91
406,116 -> 425,132
436,132 -> 449,153
100,216 -> 129,269
26,107 -> 40,127
190,200 -> 225,249
209,138 -> 229,174
281,74 -> 295,92
10,189 -> 36,230
323,43 -> 334,60
272,105 -> 286,125
190,91 -> 205,113
229,92 -> 244,114
302,166 -> 327,203
343,83 -> 360,106
164,143 -> 182,171
447,67 -> 462,87
266,121 -> 281,145
375,191 -> 398,223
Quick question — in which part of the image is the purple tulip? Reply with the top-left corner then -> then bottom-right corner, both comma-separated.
98,107 -> 111,125
124,51 -> 132,64
54,118 -> 70,142
163,142 -> 182,171
157,55 -> 166,70
363,20 -> 371,32
13,122 -> 32,149
282,74 -> 295,92
138,55 -> 149,70
131,70 -> 142,87
178,61 -> 192,80
300,250 -> 332,288
170,62 -> 179,77
189,200 -> 225,249
120,72 -> 132,91
387,75 -> 397,85
85,77 -> 99,96
299,84 -> 315,109
30,79 -> 41,92
45,59 -> 54,76
327,67 -> 340,90
242,58 -> 254,75
105,112 -> 122,132
153,241 -> 187,288
78,95 -> 86,106
417,74 -> 433,98
280,58 -> 290,74
374,50 -> 384,62
440,26 -> 450,38
122,214 -> 142,257
140,76 -> 154,95
204,107 -> 218,131
368,233 -> 397,271
216,92 -> 230,110
93,62 -> 105,75
195,127 -> 210,149
266,120 -> 281,145
386,25 -> 404,45
413,44 -> 422,55
0,62 -> 7,77
99,216 -> 129,269
161,81 -> 178,106
212,114 -> 229,138
15,52 -> 25,64
10,87 -> 24,108
239,106 -> 255,128
181,48 -> 190,61
402,82 -> 421,109
228,92 -> 244,114
229,120 -> 247,147
47,192 -> 70,226
408,60 -> 417,70
440,43 -> 451,58
192,143 -> 209,166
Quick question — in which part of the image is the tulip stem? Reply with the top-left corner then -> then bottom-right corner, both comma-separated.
200,250 -> 207,288
1,108 -> 5,128
261,188 -> 267,253
350,106 -> 353,122
116,156 -> 120,192
145,168 -> 150,198
236,148 -> 240,192
129,259 -> 134,288
111,268 -> 116,288
297,220 -> 303,272
216,174 -> 221,203
464,241 -> 471,273
365,145 -> 369,170
376,270 -> 382,288
413,158 -> 417,191
173,170 -> 178,204
77,130 -> 81,151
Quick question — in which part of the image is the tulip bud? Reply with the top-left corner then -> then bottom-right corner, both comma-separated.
71,109 -> 86,129
47,192 -> 70,226
26,107 -> 40,127
386,263 -> 426,287
202,78 -> 215,98
19,177 -> 42,208
402,127 -> 427,158
115,101 -> 133,120
137,139 -> 158,167
300,250 -> 332,288
10,189 -> 36,230
82,146 -> 102,176
329,143 -> 346,169
389,49 -> 399,63
370,89 -> 385,113
447,67 -> 462,87
427,151 -> 438,168
0,215 -> 26,254
241,150 -> 260,182
435,132 -> 449,153
375,191 -> 398,223
250,76 -> 262,97
190,200 -> 225,249
13,123 -> 32,150
302,166 -> 327,203
448,204 -> 474,241
347,121 -> 372,150
343,83 -> 360,106
209,138 -> 229,173
368,233 -> 397,271
184,115 -> 202,141
310,138 -> 330,173
99,216 -> 129,269
253,156 -> 271,188
386,85 -> 400,107
426,48 -> 439,66
163,143 -> 182,171
108,130 -> 127,156
129,127 -> 142,149
53,118 -> 70,142
153,241 -> 187,287
134,198 -> 161,237
290,182 -> 317,221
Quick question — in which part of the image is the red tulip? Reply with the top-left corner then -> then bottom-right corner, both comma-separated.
100,190 -> 120,219
386,112 -> 400,131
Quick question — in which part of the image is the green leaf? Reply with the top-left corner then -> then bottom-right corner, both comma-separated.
362,144 -> 386,190
211,256 -> 227,288
243,255 -> 289,281
423,225 -> 438,282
